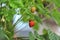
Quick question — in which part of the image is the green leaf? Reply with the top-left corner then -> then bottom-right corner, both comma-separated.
36,4 -> 45,14
34,15 -> 42,23
51,9 -> 60,25
9,0 -> 24,8
29,32 -> 35,40
48,30 -> 60,40
43,29 -> 47,35
52,0 -> 60,7
0,27 -> 8,40
34,31 -> 45,40
0,0 -> 7,3
33,22 -> 39,30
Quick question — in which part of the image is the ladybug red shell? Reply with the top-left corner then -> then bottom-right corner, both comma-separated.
29,20 -> 35,27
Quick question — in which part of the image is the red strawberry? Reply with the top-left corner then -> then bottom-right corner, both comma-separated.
29,20 -> 35,27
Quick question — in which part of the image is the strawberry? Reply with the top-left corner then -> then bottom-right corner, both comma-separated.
29,20 -> 35,27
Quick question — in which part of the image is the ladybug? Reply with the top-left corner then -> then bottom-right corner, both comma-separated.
29,20 -> 35,27
31,7 -> 36,13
